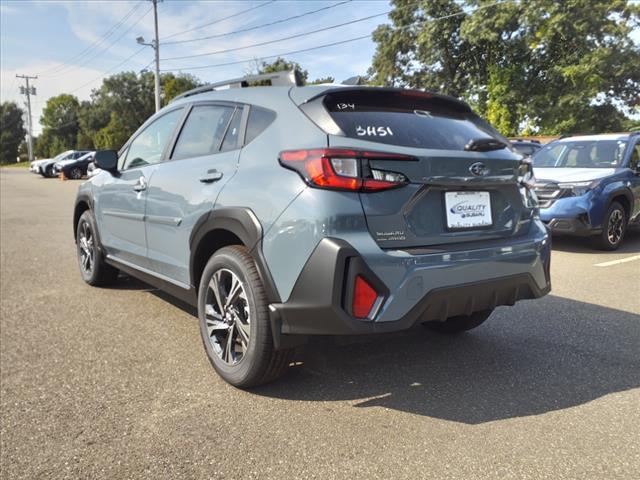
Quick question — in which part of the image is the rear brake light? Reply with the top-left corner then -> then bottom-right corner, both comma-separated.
279,148 -> 412,192
352,275 -> 378,319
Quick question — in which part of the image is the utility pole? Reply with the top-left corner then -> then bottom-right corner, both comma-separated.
137,0 -> 161,112
16,74 -> 37,162
152,0 -> 160,113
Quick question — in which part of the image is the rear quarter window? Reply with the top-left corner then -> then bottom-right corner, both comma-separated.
322,90 -> 502,150
245,106 -> 276,144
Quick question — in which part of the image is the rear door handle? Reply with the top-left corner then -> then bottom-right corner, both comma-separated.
199,171 -> 223,183
133,176 -> 147,192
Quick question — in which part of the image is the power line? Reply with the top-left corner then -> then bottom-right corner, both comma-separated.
161,34 -> 372,72
161,10 -> 390,62
163,0 -> 276,41
68,47 -> 147,95
46,6 -> 153,78
36,2 -> 144,76
162,0 -> 352,46
162,1 -> 507,73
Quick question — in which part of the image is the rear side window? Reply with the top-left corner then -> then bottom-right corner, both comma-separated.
172,105 -> 234,160
245,106 -> 276,144
322,90 -> 500,150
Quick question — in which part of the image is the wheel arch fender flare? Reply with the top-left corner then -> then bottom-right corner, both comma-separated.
604,185 -> 634,218
73,192 -> 94,242
189,207 -> 281,303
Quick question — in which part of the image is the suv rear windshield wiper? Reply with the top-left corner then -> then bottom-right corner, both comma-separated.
464,138 -> 507,152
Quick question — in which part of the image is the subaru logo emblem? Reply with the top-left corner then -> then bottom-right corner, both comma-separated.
469,162 -> 489,177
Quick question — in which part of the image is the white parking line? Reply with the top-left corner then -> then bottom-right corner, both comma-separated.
594,255 -> 640,267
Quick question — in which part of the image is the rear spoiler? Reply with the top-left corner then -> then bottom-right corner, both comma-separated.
298,86 -> 472,113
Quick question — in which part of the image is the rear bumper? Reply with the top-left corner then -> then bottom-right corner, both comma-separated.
269,230 -> 551,337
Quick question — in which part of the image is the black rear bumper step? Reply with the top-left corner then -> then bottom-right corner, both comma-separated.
269,238 -> 550,338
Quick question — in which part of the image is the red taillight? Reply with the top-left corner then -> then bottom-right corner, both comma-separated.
352,275 -> 378,319
279,148 -> 411,192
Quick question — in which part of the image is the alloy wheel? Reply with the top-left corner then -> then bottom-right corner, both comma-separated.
78,220 -> 95,275
204,268 -> 251,365
70,168 -> 82,179
607,209 -> 624,245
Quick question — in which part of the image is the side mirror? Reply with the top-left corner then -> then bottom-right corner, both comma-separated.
94,150 -> 118,174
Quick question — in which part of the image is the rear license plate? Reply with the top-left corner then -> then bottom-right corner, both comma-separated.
445,191 -> 492,229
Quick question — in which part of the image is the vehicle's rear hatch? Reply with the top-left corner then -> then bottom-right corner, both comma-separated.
294,87 -> 531,250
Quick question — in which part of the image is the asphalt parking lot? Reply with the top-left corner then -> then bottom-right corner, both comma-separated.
1,168 -> 639,479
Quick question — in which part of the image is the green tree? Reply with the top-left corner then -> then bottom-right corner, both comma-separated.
93,112 -> 131,150
35,130 -> 52,158
253,57 -> 334,85
308,76 -> 335,85
0,102 -> 26,164
369,0 -> 640,135
162,73 -> 200,103
40,94 -> 81,153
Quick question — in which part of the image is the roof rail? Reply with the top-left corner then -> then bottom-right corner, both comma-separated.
171,70 -> 303,103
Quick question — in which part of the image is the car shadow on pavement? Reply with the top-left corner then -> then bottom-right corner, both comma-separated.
255,295 -> 640,424
551,229 -> 640,254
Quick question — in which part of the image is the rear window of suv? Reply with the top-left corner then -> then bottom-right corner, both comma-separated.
322,90 -> 502,150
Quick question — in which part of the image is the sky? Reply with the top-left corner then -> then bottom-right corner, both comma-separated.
2,0 -> 639,136
1,0 -> 392,135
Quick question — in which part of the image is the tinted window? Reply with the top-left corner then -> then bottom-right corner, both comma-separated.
123,109 -> 183,170
323,90 -> 501,150
220,108 -> 243,152
172,105 -> 234,160
245,107 -> 276,144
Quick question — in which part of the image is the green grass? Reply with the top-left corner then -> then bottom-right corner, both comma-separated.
0,162 -> 30,168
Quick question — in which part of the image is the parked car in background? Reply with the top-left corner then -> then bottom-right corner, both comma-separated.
532,133 -> 640,250
74,71 -> 551,388
39,150 -> 90,178
86,161 -> 101,178
29,158 -> 51,174
53,151 -> 96,179
511,139 -> 542,158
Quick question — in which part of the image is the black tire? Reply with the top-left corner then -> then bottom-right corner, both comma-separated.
69,167 -> 83,180
76,210 -> 119,286
198,245 -> 293,388
423,310 -> 493,334
594,201 -> 627,251
45,165 -> 56,178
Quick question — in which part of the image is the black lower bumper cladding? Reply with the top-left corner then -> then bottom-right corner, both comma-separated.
544,217 -> 600,236
269,238 -> 550,340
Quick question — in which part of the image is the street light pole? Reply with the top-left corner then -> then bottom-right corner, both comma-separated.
138,0 -> 161,112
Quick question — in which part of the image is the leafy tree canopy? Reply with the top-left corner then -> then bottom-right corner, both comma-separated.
0,102 -> 26,164
39,94 -> 80,156
369,0 -> 640,135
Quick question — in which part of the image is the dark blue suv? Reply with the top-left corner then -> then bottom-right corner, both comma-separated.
532,133 -> 640,250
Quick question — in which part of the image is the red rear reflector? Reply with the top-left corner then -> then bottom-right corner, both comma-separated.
352,275 -> 378,319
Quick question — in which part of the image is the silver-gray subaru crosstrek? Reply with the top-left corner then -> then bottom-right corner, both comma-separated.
74,71 -> 551,387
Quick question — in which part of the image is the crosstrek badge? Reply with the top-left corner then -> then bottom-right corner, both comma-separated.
444,191 -> 493,229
